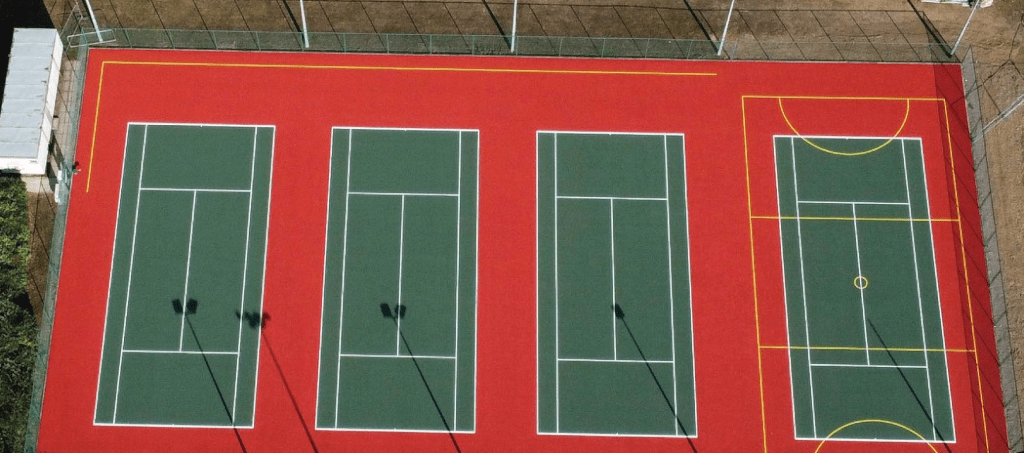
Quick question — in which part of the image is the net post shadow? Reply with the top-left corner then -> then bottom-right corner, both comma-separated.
173,298 -> 249,453
380,303 -> 463,453
867,318 -> 954,453
613,303 -> 699,453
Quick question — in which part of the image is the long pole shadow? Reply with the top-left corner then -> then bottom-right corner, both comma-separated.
905,0 -> 953,57
867,319 -> 953,453
480,0 -> 511,49
614,304 -> 699,453
256,314 -> 320,453
174,298 -> 249,453
380,303 -> 463,453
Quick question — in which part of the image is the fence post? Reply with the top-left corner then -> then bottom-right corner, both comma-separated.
717,0 -> 737,56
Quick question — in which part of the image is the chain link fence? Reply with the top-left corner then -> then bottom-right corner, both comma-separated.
61,25 -> 957,63
22,8 -> 89,453
25,5 -> 1013,453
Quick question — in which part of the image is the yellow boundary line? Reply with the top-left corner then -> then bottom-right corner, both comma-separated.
85,59 -> 717,191
742,94 -> 771,453
944,99 -> 990,453
778,98 -> 911,156
743,95 -> 985,452
750,215 -> 959,223
759,345 -> 974,353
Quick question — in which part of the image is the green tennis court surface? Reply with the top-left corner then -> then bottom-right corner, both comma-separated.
775,136 -> 954,441
316,128 -> 478,432
94,124 -> 274,427
536,132 -> 696,436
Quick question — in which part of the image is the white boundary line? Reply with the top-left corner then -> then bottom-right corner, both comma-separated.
540,131 -> 695,438
314,127 -> 337,429
93,125 -> 135,423
322,127 -> 478,433
229,128 -> 261,425
798,200 -> 909,206
453,131 -> 463,429
789,136 -> 819,437
98,123 -> 274,429
663,135 -> 679,435
901,140 -> 938,439
553,132 -> 561,433
248,125 -> 277,429
773,137 -> 802,439
331,130 -> 354,428
775,134 -> 924,141
680,133 -> 700,438
110,124 -> 148,423
916,138 -> 957,441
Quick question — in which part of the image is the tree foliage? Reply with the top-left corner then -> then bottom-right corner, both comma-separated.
0,175 -> 35,453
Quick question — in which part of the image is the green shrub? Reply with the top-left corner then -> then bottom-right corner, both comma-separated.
0,175 -> 35,453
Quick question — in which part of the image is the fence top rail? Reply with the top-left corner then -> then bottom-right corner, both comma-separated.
64,26 -> 957,63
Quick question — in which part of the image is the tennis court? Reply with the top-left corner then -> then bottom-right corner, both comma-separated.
34,50 -> 1005,453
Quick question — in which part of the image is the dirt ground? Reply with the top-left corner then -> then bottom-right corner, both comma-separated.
36,0 -> 1024,449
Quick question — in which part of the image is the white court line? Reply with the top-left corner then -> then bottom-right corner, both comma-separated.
230,127 -> 261,425
798,200 -> 909,206
315,426 -> 475,434
775,134 -> 923,142
176,192 -> 198,351
472,131 -> 480,433
248,126 -> 277,427
350,191 -> 458,197
900,140 -> 937,439
93,125 -> 136,422
557,195 -> 667,201
139,187 -> 251,193
774,138 -> 802,440
916,139 -> 956,441
557,358 -> 674,364
315,127 -> 337,428
663,135 -> 680,435
790,137 -> 819,437
122,349 -> 239,355
809,362 -> 929,369
851,204 -> 870,364
610,199 -> 618,361
93,421 -> 254,429
453,131 -> 463,429
543,431 -> 693,438
794,435 -> 951,444
395,195 -> 407,356
340,353 -> 456,360
333,131 -> 355,428
553,133 -> 561,432
680,134 -> 698,436
111,125 -> 149,423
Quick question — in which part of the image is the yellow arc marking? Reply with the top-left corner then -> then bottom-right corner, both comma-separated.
778,98 -> 911,156
814,419 -> 938,453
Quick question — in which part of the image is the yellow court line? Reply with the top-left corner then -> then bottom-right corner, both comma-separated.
759,345 -> 974,353
104,59 -> 719,77
750,215 -> 959,223
945,100 -> 990,453
778,98 -> 910,156
85,62 -> 108,192
814,419 -> 938,453
741,97 -> 770,453
742,94 -> 945,102
85,59 -> 716,192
